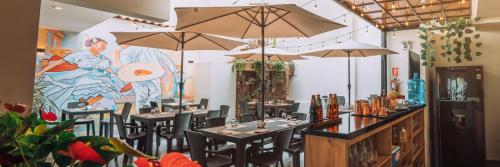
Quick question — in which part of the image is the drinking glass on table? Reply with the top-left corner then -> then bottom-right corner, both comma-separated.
286,114 -> 292,121
281,113 -> 287,120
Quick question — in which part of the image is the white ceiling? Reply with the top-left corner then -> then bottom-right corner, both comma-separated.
39,0 -> 115,32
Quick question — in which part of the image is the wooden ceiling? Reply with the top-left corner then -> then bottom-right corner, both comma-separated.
336,0 -> 472,31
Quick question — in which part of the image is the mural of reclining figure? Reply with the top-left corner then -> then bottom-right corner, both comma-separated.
35,38 -> 130,112
116,45 -> 177,110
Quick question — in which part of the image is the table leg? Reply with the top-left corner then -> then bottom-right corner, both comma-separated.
145,121 -> 154,155
109,112 -> 114,138
234,142 -> 247,167
275,107 -> 280,118
62,112 -> 67,121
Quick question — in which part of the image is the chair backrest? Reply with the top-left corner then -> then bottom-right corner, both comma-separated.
199,98 -> 209,109
184,130 -> 208,167
292,112 -> 307,121
291,103 -> 300,113
121,102 -> 132,122
113,113 -> 127,139
273,128 -> 294,156
139,107 -> 152,114
161,98 -> 175,103
256,102 -> 264,120
206,110 -> 221,119
150,101 -> 159,109
219,105 -> 230,118
173,112 -> 193,138
337,96 -> 346,106
240,112 -> 256,123
286,100 -> 295,104
239,100 -> 249,113
206,117 -> 226,128
67,102 -> 88,109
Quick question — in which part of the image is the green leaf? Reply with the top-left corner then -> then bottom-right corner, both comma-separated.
476,43 -> 482,47
0,112 -> 22,129
476,52 -> 482,56
454,56 -> 462,63
465,37 -> 472,43
465,28 -> 473,34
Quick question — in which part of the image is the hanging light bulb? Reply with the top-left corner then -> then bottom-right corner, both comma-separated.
381,25 -> 385,28
405,20 -> 409,26
376,24 -> 379,28
361,12 -> 364,17
392,32 -> 396,38
343,15 -> 347,23
440,16 -> 444,20
392,2 -> 396,9
314,0 -> 318,9
422,4 -> 426,9
461,0 -> 465,3
352,0 -> 356,9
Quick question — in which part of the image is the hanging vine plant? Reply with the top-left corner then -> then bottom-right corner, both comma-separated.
419,18 -> 482,66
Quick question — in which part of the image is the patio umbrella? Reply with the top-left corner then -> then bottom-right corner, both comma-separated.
175,4 -> 345,119
227,47 -> 305,61
301,41 -> 398,107
112,28 -> 244,113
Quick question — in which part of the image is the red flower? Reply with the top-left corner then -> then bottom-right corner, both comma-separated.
135,157 -> 154,167
4,103 -> 26,113
57,141 -> 106,164
160,152 -> 200,167
40,109 -> 57,121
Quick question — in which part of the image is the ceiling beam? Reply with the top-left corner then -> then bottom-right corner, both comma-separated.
364,0 -> 462,14
334,0 -> 382,30
369,0 -> 403,27
404,0 -> 423,23
438,0 -> 447,20
382,14 -> 470,25
372,7 -> 470,20
355,0 -> 398,6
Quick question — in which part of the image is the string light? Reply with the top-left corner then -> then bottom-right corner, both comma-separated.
343,15 -> 347,23
352,0 -> 356,9
392,32 -> 396,38
314,0 -> 318,9
376,24 -> 379,28
405,20 -> 409,26
361,12 -> 364,17
440,16 -> 444,20
422,4 -> 426,9
461,0 -> 465,3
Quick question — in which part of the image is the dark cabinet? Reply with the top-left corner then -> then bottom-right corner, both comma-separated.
430,66 -> 485,167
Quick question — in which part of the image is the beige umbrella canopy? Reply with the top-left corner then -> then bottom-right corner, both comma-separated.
175,4 -> 345,38
227,47 -> 305,61
175,4 -> 345,120
302,41 -> 399,106
112,28 -> 245,113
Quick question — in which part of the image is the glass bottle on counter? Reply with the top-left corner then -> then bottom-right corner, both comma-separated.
309,95 -> 317,123
315,95 -> 324,122
328,94 -> 339,120
399,127 -> 408,152
389,90 -> 398,111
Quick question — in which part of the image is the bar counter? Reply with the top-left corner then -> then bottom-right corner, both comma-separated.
304,105 -> 426,167
305,105 -> 426,139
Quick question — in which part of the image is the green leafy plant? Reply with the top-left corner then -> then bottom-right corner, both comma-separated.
0,102 -> 198,167
231,59 -> 246,72
271,61 -> 285,71
419,18 -> 482,66
252,61 -> 263,74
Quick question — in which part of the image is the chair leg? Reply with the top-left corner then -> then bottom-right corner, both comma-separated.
91,122 -> 95,136
166,138 -> 172,153
86,123 -> 90,136
99,124 -> 103,136
104,124 -> 109,138
292,153 -> 300,167
156,135 -> 161,157
280,159 -> 284,167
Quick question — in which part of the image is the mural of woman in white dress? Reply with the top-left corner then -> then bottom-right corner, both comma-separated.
35,38 -> 129,112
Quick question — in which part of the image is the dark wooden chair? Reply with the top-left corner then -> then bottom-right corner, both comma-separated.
185,130 -> 234,167
193,110 -> 221,129
160,98 -> 175,112
67,102 -> 95,136
284,134 -> 304,167
100,102 -> 132,137
205,117 -> 233,151
239,112 -> 256,123
199,98 -> 209,109
156,112 -> 193,156
114,112 -> 146,165
284,103 -> 300,115
219,105 -> 229,118
246,128 -> 294,167
290,112 -> 307,143
239,100 -> 249,114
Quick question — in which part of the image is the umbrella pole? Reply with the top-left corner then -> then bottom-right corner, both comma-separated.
347,51 -> 351,109
179,32 -> 185,113
260,7 -> 265,121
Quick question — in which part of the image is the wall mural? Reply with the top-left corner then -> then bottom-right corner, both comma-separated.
34,28 -> 194,114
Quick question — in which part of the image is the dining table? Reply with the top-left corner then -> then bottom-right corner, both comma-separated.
161,102 -> 201,112
199,118 -> 310,167
130,109 -> 208,155
61,107 -> 115,137
248,102 -> 293,117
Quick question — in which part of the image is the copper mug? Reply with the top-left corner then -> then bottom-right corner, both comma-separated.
371,97 -> 380,116
354,100 -> 363,115
361,101 -> 371,116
